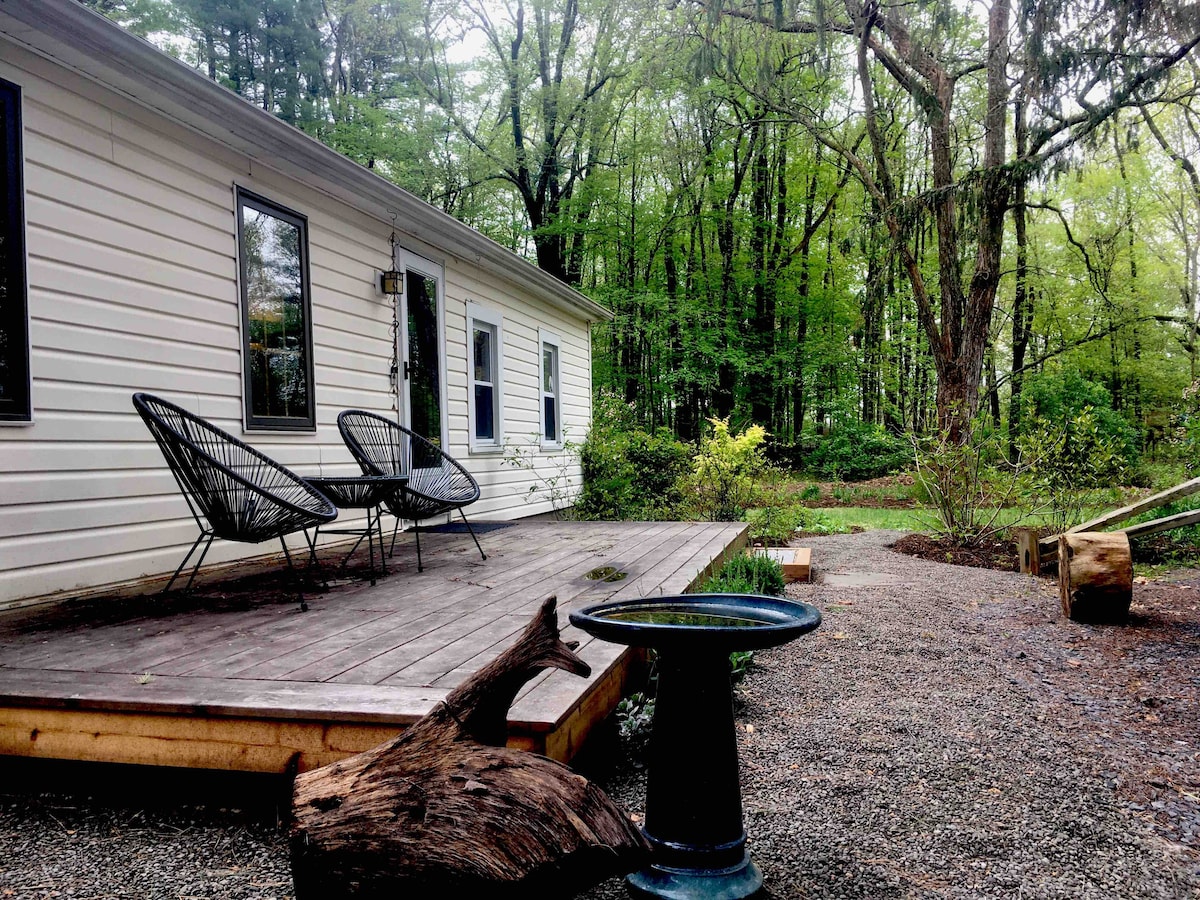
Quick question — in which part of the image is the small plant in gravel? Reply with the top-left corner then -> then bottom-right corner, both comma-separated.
729,650 -> 754,683
615,692 -> 656,756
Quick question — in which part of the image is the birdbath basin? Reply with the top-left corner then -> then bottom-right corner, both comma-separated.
571,594 -> 821,900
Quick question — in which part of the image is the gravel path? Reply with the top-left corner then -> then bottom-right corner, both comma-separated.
580,530 -> 1200,899
2,530 -> 1198,898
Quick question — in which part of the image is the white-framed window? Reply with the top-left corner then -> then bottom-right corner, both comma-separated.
539,328 -> 562,448
466,302 -> 504,451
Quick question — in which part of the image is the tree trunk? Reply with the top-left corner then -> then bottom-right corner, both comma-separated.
1058,533 -> 1133,623
290,597 -> 648,898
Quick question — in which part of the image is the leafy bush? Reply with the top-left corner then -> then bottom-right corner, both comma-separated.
686,418 -> 768,521
700,552 -> 785,596
805,422 -> 911,480
744,504 -> 842,544
914,425 -> 1021,547
1016,407 -> 1131,534
1021,369 -> 1140,470
1172,379 -> 1200,471
576,417 -> 690,521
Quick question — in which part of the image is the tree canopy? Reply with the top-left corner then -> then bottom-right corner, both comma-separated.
88,0 -> 1200,452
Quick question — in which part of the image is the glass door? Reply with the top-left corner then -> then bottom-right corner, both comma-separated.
395,249 -> 446,466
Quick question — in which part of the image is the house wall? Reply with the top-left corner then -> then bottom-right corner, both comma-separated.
0,39 -> 592,610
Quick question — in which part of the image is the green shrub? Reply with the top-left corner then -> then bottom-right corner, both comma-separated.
744,505 -> 842,544
700,552 -> 785,596
576,419 -> 690,520
1021,369 -> 1141,470
805,422 -> 911,480
686,418 -> 768,521
914,425 -> 1020,547
1016,407 -> 1132,534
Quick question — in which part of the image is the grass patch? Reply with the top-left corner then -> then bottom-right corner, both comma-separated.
817,505 -> 1114,534
817,507 -> 926,531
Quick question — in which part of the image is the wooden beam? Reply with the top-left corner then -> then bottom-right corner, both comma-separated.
1118,507 -> 1200,540
1038,476 -> 1200,553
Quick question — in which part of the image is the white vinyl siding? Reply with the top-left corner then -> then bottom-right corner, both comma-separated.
0,37 -> 595,609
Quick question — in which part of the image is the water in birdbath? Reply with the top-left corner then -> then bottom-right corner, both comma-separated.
598,609 -> 766,628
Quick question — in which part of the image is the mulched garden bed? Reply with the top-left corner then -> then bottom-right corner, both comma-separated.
892,531 -> 1020,571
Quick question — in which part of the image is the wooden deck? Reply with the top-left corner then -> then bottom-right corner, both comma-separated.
0,521 -> 746,773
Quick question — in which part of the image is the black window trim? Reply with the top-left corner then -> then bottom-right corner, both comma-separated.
0,76 -> 31,424
235,186 -> 316,432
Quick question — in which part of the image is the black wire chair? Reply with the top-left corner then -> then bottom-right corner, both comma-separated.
337,409 -> 486,572
133,393 -> 337,609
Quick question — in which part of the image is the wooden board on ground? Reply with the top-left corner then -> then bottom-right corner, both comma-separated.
753,547 -> 812,583
1036,475 -> 1200,564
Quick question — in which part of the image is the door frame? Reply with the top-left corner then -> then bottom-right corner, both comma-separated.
393,246 -> 449,451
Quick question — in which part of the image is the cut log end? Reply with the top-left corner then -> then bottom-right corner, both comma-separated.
1058,532 -> 1133,624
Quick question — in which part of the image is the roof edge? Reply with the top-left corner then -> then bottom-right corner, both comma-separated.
1,0 -> 613,323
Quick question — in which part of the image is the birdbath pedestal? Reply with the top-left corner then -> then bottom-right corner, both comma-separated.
570,594 -> 821,900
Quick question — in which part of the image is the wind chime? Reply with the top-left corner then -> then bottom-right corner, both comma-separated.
381,214 -> 402,413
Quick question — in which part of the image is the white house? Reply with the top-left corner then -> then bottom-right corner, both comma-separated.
0,0 -> 610,610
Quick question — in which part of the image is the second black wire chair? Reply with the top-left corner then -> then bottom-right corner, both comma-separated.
337,409 -> 486,572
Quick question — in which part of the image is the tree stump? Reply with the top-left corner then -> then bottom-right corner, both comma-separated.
1058,532 -> 1133,623
289,596 -> 648,898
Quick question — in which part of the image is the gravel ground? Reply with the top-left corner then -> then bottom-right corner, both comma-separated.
579,530 -> 1200,899
2,529 -> 1198,898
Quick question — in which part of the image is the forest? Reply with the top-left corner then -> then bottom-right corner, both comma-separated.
88,0 -> 1200,465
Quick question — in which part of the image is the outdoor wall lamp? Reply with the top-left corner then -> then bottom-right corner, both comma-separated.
380,267 -> 402,296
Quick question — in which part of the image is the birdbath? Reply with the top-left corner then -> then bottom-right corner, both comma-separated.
570,593 -> 821,900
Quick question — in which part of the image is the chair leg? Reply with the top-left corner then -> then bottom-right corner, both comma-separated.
164,531 -> 209,594
374,505 -> 388,578
388,516 -> 402,557
180,532 -> 216,594
459,509 -> 487,562
414,522 -> 423,573
280,537 -> 308,612
365,507 -> 378,587
304,528 -> 330,591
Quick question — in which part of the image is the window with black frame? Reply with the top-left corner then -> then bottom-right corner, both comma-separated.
237,189 -> 315,430
0,77 -> 30,423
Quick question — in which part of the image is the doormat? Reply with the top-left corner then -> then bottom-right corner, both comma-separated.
424,522 -> 514,534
